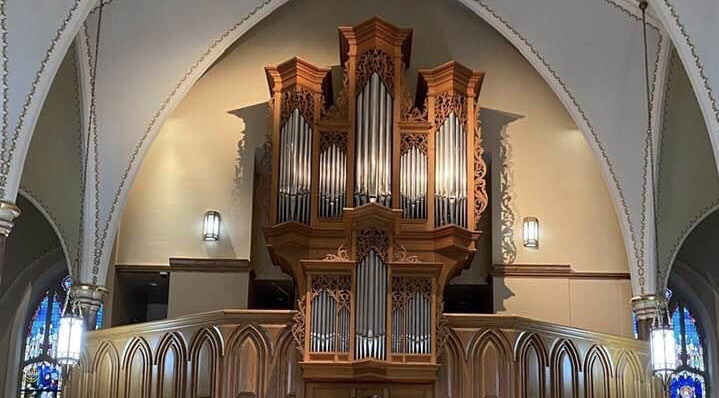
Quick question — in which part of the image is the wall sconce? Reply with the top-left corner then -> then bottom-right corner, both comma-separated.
56,300 -> 85,366
523,217 -> 539,248
203,210 -> 221,241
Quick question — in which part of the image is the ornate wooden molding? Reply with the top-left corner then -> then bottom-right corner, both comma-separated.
491,263 -> 631,280
357,228 -> 389,262
115,258 -> 252,273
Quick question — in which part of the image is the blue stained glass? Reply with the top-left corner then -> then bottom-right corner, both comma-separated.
632,312 -> 638,339
682,307 -> 705,371
95,305 -> 104,330
670,370 -> 705,398
20,361 -> 62,396
672,308 -> 683,365
24,294 -> 49,361
47,294 -> 62,356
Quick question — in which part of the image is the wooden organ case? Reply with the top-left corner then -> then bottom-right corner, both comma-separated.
263,17 -> 487,395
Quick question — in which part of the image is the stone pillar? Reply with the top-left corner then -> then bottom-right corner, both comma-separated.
70,284 -> 108,330
0,201 -> 20,284
631,293 -> 666,340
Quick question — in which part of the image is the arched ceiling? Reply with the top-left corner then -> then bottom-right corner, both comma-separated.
9,0 -> 719,297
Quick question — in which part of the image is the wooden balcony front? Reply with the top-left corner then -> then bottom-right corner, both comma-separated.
66,310 -> 663,398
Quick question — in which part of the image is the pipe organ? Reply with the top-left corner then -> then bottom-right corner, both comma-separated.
263,17 -> 487,386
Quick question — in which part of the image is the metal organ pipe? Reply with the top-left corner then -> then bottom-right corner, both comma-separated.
278,108 -> 312,224
400,145 -> 427,219
435,112 -> 467,227
319,141 -> 346,218
355,250 -> 387,360
354,73 -> 393,207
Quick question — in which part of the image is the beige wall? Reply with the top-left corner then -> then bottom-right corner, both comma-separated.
167,272 -> 250,318
118,0 -> 630,333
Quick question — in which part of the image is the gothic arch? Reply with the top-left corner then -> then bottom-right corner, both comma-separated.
438,328 -> 465,397
268,326 -> 301,398
615,350 -> 644,398
121,337 -> 152,398
469,329 -> 513,397
225,324 -> 272,398
188,327 -> 223,398
584,344 -> 614,398
154,332 -> 188,398
514,332 -> 550,398
91,341 -> 120,398
550,339 -> 581,398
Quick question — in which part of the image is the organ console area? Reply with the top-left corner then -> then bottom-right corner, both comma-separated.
263,16 -> 487,386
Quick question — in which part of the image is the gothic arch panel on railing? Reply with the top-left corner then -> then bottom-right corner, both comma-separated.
91,341 -> 120,398
469,329 -> 512,397
121,337 -> 152,398
188,327 -> 223,398
268,328 -> 302,398
154,332 -> 188,398
515,332 -> 550,398
615,351 -> 642,398
584,345 -> 613,398
550,339 -> 581,398
226,324 -> 272,398
437,330 -> 464,398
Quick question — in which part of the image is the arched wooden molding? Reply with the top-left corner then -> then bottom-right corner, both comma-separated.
615,350 -> 644,398
121,337 -> 152,398
550,339 -> 581,398
154,332 -> 188,398
91,341 -> 120,398
437,329 -> 464,397
188,327 -> 224,398
469,329 -> 513,397
583,344 -> 614,398
225,324 -> 273,398
514,332 -> 550,398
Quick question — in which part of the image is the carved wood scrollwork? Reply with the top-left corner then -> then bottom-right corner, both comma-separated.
323,245 -> 350,262
400,133 -> 428,156
436,305 -> 449,360
391,277 -> 432,310
311,274 -> 352,311
356,49 -> 395,92
280,88 -> 315,127
320,131 -> 348,153
292,296 -> 306,356
357,228 -> 389,262
434,92 -> 468,128
392,244 -> 420,263
474,123 -> 489,227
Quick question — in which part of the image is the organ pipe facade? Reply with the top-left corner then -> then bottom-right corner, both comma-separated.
263,17 -> 487,385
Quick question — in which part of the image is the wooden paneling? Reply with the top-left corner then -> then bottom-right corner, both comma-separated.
69,311 -> 659,398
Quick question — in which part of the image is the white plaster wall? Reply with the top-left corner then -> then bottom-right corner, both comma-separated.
657,50 -> 719,285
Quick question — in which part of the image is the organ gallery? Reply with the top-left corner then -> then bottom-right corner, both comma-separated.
62,17 -> 666,398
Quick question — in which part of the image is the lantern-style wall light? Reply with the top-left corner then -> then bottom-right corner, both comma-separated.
203,210 -> 221,241
56,300 -> 85,366
523,217 -> 539,248
650,304 -> 676,387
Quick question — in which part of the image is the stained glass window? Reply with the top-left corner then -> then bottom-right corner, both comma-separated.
667,297 -> 709,398
18,275 -> 104,397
